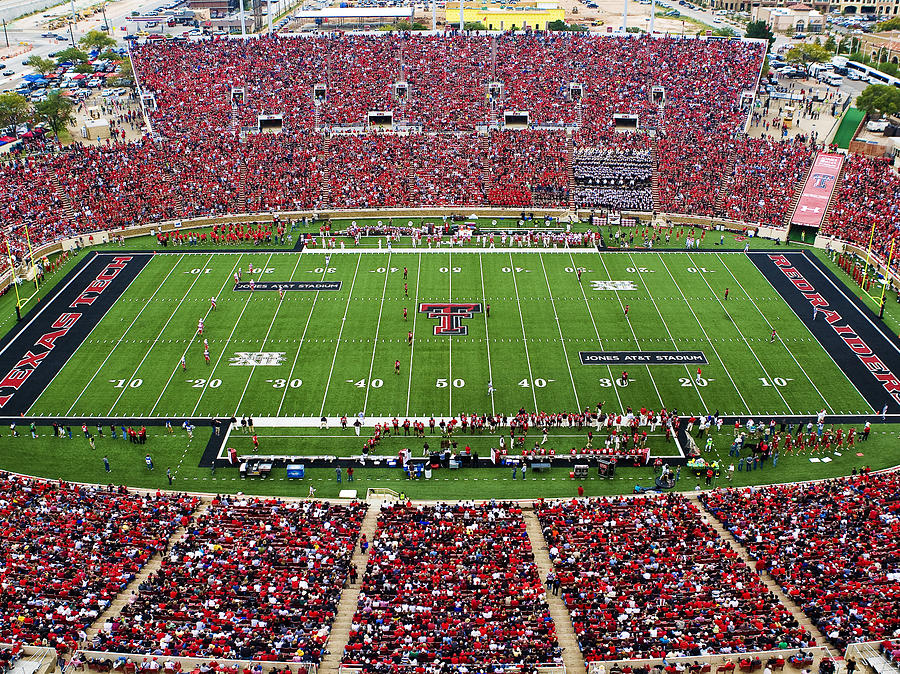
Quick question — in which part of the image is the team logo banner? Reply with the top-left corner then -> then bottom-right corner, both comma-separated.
229,352 -> 286,366
579,351 -> 708,365
234,281 -> 342,291
790,153 -> 843,228
420,303 -> 482,336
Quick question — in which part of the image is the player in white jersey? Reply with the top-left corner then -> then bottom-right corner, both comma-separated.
210,296 -> 217,310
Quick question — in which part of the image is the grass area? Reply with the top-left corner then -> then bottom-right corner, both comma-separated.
832,106 -> 864,149
654,11 -> 715,33
28,249 -> 869,419
0,421 -> 894,499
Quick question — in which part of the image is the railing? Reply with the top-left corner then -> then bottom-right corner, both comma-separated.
587,647 -> 838,674
845,643 -> 899,674
73,649 -> 317,674
365,487 -> 401,501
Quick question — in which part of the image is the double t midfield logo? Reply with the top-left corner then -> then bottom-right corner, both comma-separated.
419,303 -> 482,336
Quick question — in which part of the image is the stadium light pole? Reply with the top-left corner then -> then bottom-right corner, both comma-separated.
239,0 -> 247,37
649,0 -> 654,34
622,0 -> 628,33
268,0 -> 272,34
460,0 -> 464,31
432,0 -> 436,31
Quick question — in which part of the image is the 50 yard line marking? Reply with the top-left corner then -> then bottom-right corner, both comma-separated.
538,252 -> 580,411
232,252 -> 304,416
107,254 -> 216,416
362,251 -> 392,417
64,254 -> 185,415
405,253 -> 422,417
449,250 -> 453,417
478,254 -> 495,416
509,252 -> 538,412
319,253 -> 363,417
276,257 -> 331,416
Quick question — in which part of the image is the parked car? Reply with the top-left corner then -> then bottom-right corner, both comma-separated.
867,119 -> 889,133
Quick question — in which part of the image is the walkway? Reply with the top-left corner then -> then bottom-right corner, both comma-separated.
523,509 -> 586,674
318,501 -> 382,674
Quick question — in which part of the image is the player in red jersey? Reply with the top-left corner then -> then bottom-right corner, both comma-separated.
408,331 -> 413,346
395,359 -> 401,374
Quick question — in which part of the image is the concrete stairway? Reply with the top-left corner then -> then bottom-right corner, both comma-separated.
650,136 -> 661,212
783,159 -> 814,227
567,134 -> 576,211
689,495 -> 827,647
714,152 -> 738,216
83,500 -> 210,643
50,172 -> 77,223
480,133 -> 493,196
318,502 -> 381,674
522,509 -> 585,674
237,164 -> 248,213
320,135 -> 333,209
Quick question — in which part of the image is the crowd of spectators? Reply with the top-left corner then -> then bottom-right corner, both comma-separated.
0,474 -> 197,648
719,137 -> 813,227
95,497 -> 368,662
699,472 -> 900,650
486,130 -> 568,207
534,494 -> 813,661
342,502 -> 562,671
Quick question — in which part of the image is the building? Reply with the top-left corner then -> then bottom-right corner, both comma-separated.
460,5 -> 565,29
713,0 -> 828,18
835,0 -> 900,16
753,4 -> 824,32
187,0 -> 237,20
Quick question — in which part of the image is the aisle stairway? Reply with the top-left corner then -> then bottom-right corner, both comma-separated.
650,136 -> 660,212
689,495 -> 827,646
522,509 -> 586,674
567,134 -> 576,210
50,172 -> 77,223
318,503 -> 381,674
237,164 -> 248,213
783,160 -> 814,227
820,161 -> 846,232
320,135 -> 332,209
714,152 -> 738,216
480,133 -> 493,195
83,500 -> 211,643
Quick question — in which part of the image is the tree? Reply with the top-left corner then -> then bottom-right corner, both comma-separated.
547,19 -> 588,31
712,26 -> 737,36
856,84 -> 900,118
745,20 -> 775,49
33,91 -> 74,139
74,62 -> 94,74
785,43 -> 831,65
823,35 -> 836,53
54,47 -> 89,64
26,55 -> 56,75
97,49 -> 121,62
79,29 -> 116,51
0,93 -> 31,132
875,16 -> 900,32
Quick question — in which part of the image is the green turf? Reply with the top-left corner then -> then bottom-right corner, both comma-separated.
833,107 -> 865,149
0,422 -> 894,499
27,249 -> 870,419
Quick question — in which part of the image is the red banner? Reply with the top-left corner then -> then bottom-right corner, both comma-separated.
790,152 -> 844,228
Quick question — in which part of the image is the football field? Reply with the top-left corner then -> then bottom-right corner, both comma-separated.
21,248 -> 874,419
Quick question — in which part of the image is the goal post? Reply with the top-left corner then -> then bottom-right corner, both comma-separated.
5,224 -> 42,321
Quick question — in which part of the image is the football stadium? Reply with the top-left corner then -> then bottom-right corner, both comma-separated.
0,22 -> 898,674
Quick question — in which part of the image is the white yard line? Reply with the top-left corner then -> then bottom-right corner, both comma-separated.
568,251 -> 624,413
232,253 -> 304,416
319,253 -> 363,417
717,252 -> 833,412
276,256 -> 332,417
625,253 -> 708,412
685,251 -> 793,413
405,253 -> 422,417
107,254 -> 216,416
448,250 -> 453,417
478,254 -> 496,416
508,252 -> 539,412
362,252 -> 392,417
184,255 -> 263,418
657,252 -> 750,412
64,255 -> 184,415
594,252 -> 664,410
538,253 -> 581,411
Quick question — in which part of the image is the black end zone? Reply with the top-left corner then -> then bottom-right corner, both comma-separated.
293,238 -> 307,252
749,250 -> 900,414
0,253 -> 151,415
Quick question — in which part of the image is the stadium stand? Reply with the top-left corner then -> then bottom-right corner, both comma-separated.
534,494 -> 815,661
0,475 -> 197,647
95,497 -> 368,662
699,473 -> 900,651
341,501 -> 563,671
